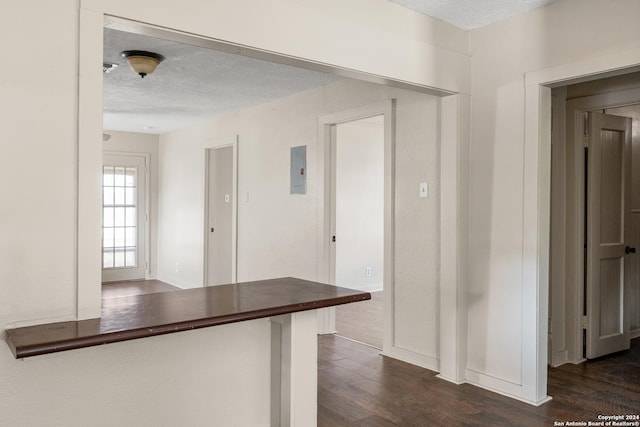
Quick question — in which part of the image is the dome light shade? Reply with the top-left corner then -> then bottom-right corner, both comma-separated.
120,50 -> 165,78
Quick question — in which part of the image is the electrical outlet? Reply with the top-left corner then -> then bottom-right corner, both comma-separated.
175,262 -> 180,272
365,267 -> 372,277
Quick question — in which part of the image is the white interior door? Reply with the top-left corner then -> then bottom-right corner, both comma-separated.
102,154 -> 147,282
205,143 -> 237,286
586,111 -> 632,359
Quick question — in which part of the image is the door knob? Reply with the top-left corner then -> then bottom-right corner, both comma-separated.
625,246 -> 636,254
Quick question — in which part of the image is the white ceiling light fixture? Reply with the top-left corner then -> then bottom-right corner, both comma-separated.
103,28 -> 341,133
120,50 -> 165,78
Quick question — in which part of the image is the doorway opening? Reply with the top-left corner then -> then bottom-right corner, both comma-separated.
82,14 -> 453,382
318,100 -> 395,354
101,153 -> 148,283
332,115 -> 385,349
549,71 -> 640,367
204,138 -> 238,286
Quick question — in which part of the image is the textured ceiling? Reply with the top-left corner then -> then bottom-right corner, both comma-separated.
103,28 -> 341,134
388,0 -> 559,30
104,1 -> 559,134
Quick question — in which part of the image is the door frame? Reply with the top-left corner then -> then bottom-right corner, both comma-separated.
552,89 -> 640,364
316,100 -> 395,354
77,12 -> 462,332
203,136 -> 239,286
330,115 -> 385,294
102,152 -> 150,282
524,48 -> 640,403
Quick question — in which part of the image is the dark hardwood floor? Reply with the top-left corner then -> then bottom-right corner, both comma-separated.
102,280 -> 638,425
336,290 -> 383,349
318,334 -> 640,426
102,279 -> 180,299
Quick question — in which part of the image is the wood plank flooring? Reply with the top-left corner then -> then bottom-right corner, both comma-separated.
104,280 -> 638,425
102,279 -> 180,299
318,334 -> 640,426
336,290 -> 383,349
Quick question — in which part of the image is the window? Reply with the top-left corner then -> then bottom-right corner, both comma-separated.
103,166 -> 138,269
102,154 -> 146,282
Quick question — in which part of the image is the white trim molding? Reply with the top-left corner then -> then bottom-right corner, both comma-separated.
522,45 -> 640,405
437,93 -> 470,384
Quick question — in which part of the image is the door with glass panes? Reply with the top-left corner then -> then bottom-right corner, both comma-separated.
102,154 -> 146,282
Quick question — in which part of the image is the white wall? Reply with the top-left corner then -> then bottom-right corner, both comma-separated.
1,0 -> 460,423
11,0 -> 639,420
158,79 -> 441,364
102,131 -> 160,278
1,320 -> 272,427
393,93 -> 441,363
335,117 -> 384,292
0,0 -> 79,329
467,0 -> 640,403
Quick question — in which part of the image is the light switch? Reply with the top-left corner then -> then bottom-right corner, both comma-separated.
420,182 -> 428,198
224,194 -> 230,203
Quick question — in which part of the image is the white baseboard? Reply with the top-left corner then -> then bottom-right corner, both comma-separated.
157,276 -> 196,289
436,374 -> 466,385
549,349 -> 569,367
465,369 -> 552,406
631,329 -> 640,340
381,345 -> 439,372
